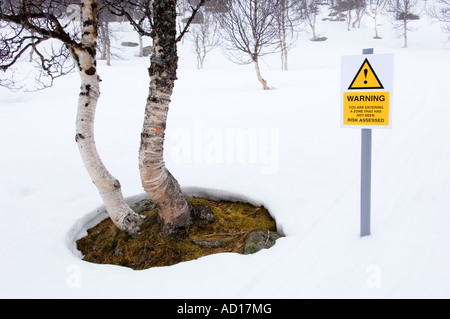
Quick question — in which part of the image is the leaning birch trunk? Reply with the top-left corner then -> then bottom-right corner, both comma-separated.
253,58 -> 269,90
72,0 -> 146,235
139,0 -> 191,236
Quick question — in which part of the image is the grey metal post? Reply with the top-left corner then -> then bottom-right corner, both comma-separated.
360,48 -> 373,237
361,128 -> 372,236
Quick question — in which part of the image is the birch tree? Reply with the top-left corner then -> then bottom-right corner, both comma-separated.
219,0 -> 279,90
428,0 -> 450,40
299,0 -> 322,41
352,0 -> 366,28
367,0 -> 388,39
98,8 -> 116,65
0,0 -> 146,235
274,0 -> 301,70
390,0 -> 421,48
343,0 -> 356,31
188,8 -> 220,69
106,0 -> 207,235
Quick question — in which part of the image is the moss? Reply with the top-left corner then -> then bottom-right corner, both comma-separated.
77,197 -> 279,270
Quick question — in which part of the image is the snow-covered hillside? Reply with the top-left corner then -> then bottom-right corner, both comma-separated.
1,7 -> 449,298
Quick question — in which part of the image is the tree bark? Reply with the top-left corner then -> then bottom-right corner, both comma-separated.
280,23 -> 288,71
347,10 -> 352,31
139,0 -> 191,236
403,17 -> 408,48
308,11 -> 317,41
253,58 -> 269,90
72,0 -> 145,235
100,21 -> 111,66
374,9 -> 380,38
139,33 -> 144,57
104,21 -> 111,66
278,0 -> 288,70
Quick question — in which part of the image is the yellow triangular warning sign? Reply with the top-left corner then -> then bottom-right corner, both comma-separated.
348,58 -> 384,90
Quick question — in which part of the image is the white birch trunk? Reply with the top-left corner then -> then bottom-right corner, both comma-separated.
139,33 -> 144,57
105,21 -> 111,66
374,9 -> 380,38
403,18 -> 408,48
72,0 -> 146,235
253,59 -> 269,90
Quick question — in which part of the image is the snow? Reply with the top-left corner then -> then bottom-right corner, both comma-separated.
1,10 -> 450,298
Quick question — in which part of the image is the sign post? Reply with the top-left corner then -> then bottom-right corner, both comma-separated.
361,127 -> 372,237
341,49 -> 394,237
361,48 -> 373,237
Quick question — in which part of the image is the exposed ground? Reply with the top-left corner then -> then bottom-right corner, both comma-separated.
77,197 -> 279,270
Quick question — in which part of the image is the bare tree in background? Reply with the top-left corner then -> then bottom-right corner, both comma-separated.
352,0 -> 366,28
299,0 -> 323,41
343,0 -> 356,31
188,8 -> 220,69
0,0 -> 147,235
97,6 -> 127,65
366,0 -> 388,39
428,0 -> 450,40
389,0 -> 422,48
99,13 -> 112,65
219,0 -> 279,90
274,0 -> 301,70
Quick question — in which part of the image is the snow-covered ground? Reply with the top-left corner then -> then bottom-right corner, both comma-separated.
1,8 -> 450,298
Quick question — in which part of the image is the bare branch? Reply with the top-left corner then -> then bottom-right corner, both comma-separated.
0,0 -> 80,89
103,0 -> 154,37
176,0 -> 207,42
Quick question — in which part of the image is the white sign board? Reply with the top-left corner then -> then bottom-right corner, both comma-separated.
341,54 -> 394,129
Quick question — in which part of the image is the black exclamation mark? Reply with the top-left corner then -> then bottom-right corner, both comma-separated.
364,69 -> 368,84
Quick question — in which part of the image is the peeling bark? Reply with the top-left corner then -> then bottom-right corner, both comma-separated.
72,0 -> 145,235
139,0 -> 191,236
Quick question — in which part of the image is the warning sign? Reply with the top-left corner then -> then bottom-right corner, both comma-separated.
341,53 -> 394,128
348,58 -> 384,90
343,92 -> 389,125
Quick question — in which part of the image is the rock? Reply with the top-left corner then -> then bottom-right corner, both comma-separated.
244,231 -> 283,255
142,46 -> 152,57
311,36 -> 328,42
192,204 -> 215,223
121,41 -> 139,47
129,199 -> 156,214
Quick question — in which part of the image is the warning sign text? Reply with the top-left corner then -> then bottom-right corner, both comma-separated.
343,92 -> 389,126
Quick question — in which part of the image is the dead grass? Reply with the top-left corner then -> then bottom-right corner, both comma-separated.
76,197 -> 277,270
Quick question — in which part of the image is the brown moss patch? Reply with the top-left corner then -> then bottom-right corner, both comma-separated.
76,197 -> 278,270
